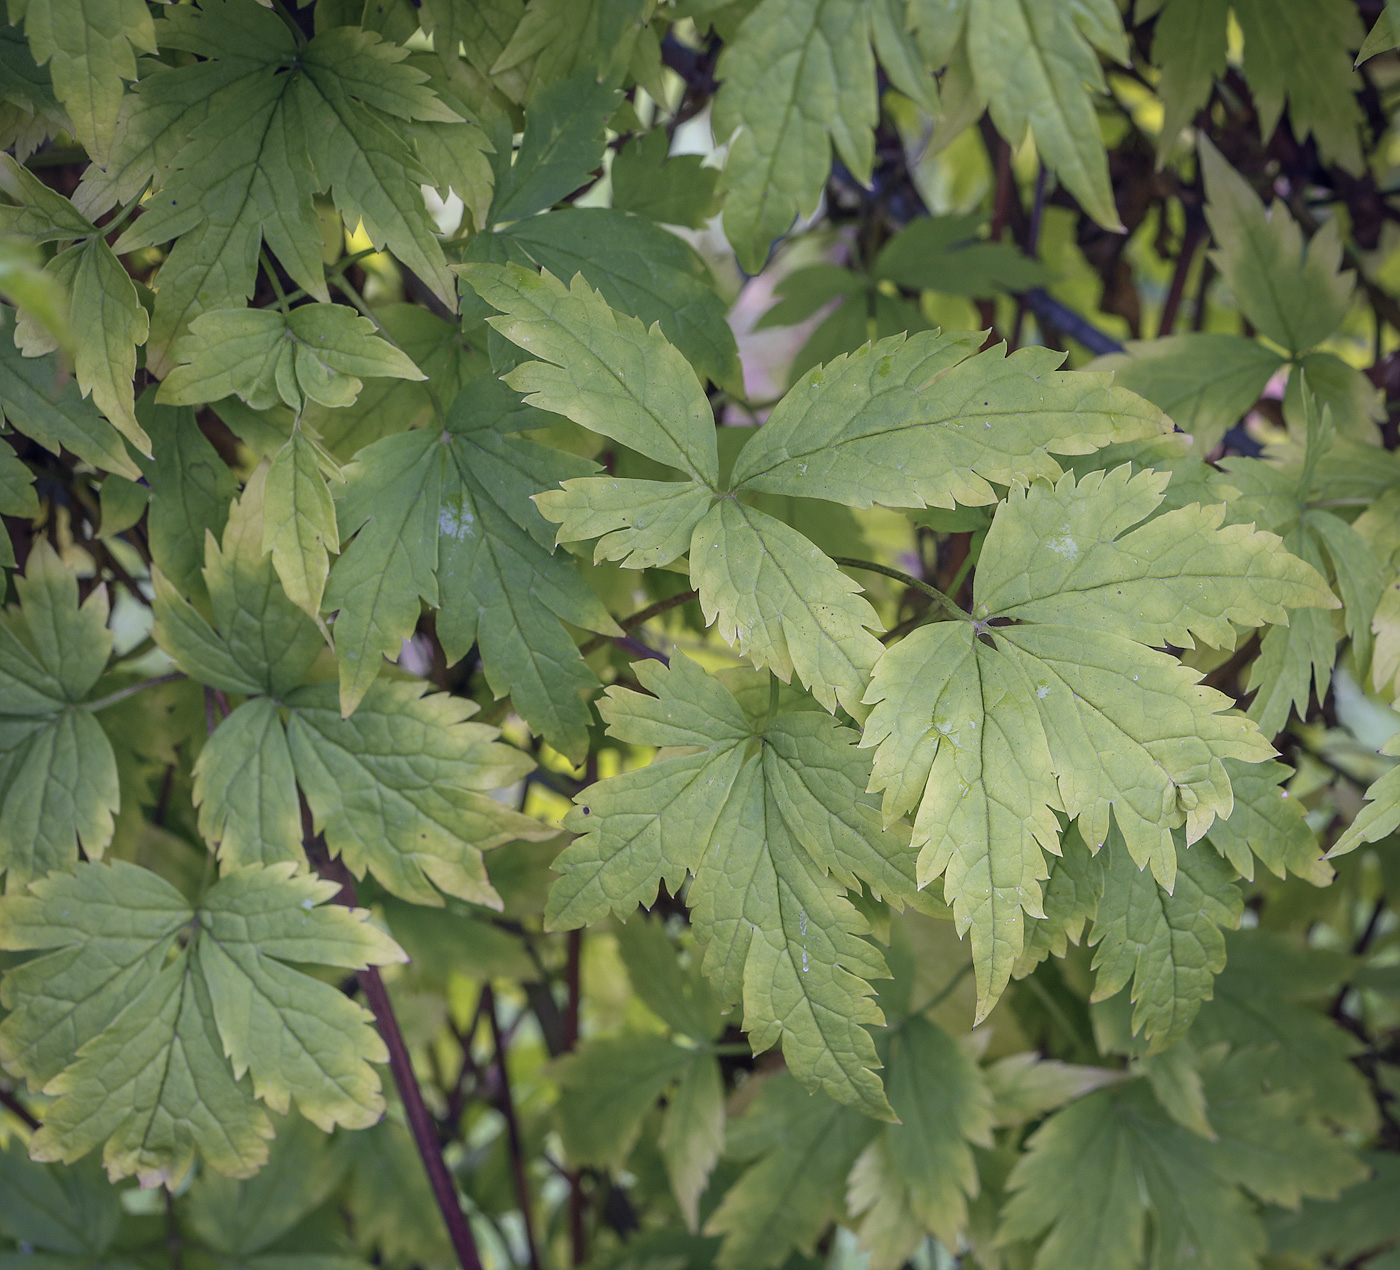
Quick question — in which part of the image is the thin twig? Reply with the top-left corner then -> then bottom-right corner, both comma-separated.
830,556 -> 968,621
0,1084 -> 41,1130
315,853 -> 485,1270
579,589 -> 699,657
484,985 -> 543,1270
164,1189 -> 184,1270
84,671 -> 185,714
1158,221 -> 1204,337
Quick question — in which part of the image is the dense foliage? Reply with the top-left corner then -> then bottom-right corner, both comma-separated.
0,0 -> 1398,1267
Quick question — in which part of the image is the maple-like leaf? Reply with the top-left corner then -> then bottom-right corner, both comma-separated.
0,860 -> 405,1186
547,654 -> 920,1119
862,466 -> 1333,1017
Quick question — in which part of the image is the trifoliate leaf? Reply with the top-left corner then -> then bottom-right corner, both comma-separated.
711,0 -> 876,271
159,304 -> 424,414
0,315 -> 139,479
324,377 -> 616,751
0,541 -> 118,885
611,129 -> 722,230
1150,0 -> 1228,159
486,69 -> 617,225
1000,1080 -> 1265,1270
726,334 -> 1168,511
0,860 -> 405,1185
154,467 -> 324,699
287,679 -> 547,907
9,0 -> 154,163
464,263 -> 720,485
134,390 -> 238,601
1232,0 -> 1364,172
660,1052 -> 725,1230
492,207 -> 742,392
556,1035 -> 696,1169
849,1018 -> 995,1267
1093,334 -> 1285,452
1199,137 -> 1355,357
264,429 -> 342,621
966,0 -> 1123,230
704,1072 -> 876,1270
864,467 -> 1316,1017
547,655 -> 917,1119
1088,833 -> 1242,1049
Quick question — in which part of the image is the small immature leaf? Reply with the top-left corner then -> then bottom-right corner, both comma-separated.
1330,733 -> 1400,857
159,304 -> 424,415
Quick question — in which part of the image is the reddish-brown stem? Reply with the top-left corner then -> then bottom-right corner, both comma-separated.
564,923 -> 586,1263
579,589 -> 699,657
314,852 -> 484,1270
484,985 -> 543,1270
0,1083 -> 41,1130
1158,221 -> 1204,337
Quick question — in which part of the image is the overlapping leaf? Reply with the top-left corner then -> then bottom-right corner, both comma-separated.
547,654 -> 920,1119
157,471 -> 548,899
0,860 -> 405,1185
863,465 -> 1333,1017
323,375 -> 618,753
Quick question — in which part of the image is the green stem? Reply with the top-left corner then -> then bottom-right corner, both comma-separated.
906,962 -> 974,1020
261,251 -> 291,314
830,556 -> 968,622
281,247 -> 382,306
269,0 -> 307,47
83,671 -> 185,713
100,189 -> 146,238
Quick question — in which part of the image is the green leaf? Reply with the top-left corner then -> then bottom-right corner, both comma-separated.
264,428 -> 342,621
849,1018 -> 994,1264
712,0 -> 876,271
0,542 -> 118,886
324,380 -> 615,750
1232,0 -> 1364,172
159,304 -> 424,414
1330,733 -> 1400,857
556,1034 -> 696,1168
864,467 -> 1306,1016
1093,335 -> 1285,452
8,0 -> 154,162
154,466 -> 324,699
726,334 -> 1168,511
286,679 -> 548,907
0,1142 -> 120,1257
494,207 -> 742,392
0,314 -> 140,480
486,69 -> 617,224
704,1071 -> 876,1270
1205,758 -> 1329,885
1000,1080 -> 1265,1270
872,214 -> 1049,297
1356,7 -> 1399,64
660,1052 -> 725,1230
0,860 -> 404,1185
1150,0 -> 1227,158
611,129 -> 722,230
135,390 -> 238,600
1088,832 -> 1242,1049
464,263 -> 720,485
615,913 -> 725,1043
548,655 -> 918,1119
966,0 -> 1122,230
338,1118 -> 450,1265
1266,1153 -> 1400,1262
193,697 -> 301,870
1199,136 -> 1355,357
689,497 -> 884,717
